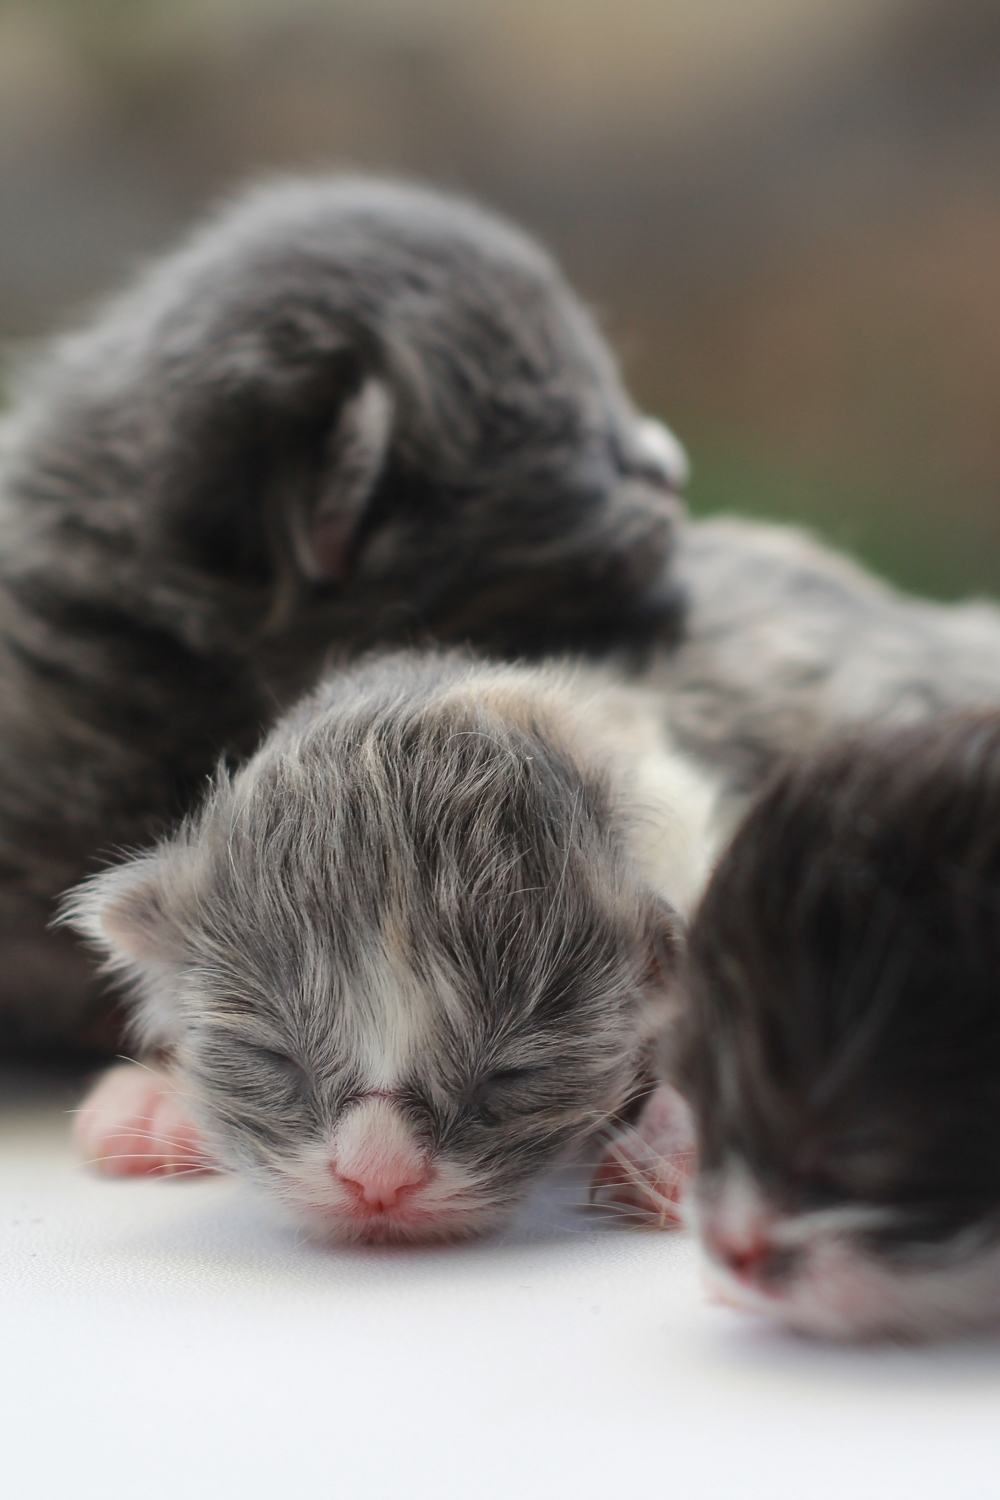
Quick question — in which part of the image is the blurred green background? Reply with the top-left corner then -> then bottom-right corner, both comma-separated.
1,0 -> 997,596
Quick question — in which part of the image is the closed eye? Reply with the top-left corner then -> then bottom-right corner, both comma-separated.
485,1067 -> 533,1087
468,1067 -> 537,1125
248,1045 -> 308,1087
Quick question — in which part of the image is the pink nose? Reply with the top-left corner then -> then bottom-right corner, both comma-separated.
719,1234 -> 772,1279
708,1227 -> 797,1292
332,1157 -> 431,1212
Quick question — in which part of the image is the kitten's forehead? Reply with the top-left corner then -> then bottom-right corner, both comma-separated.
338,913 -> 463,1089
699,1158 -> 894,1245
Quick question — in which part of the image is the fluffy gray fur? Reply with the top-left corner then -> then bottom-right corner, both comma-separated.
0,175 -> 684,1052
64,650 -> 713,1241
656,515 -> 1000,817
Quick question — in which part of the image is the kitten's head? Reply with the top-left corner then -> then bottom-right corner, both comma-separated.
677,715 -> 1000,1339
66,654 -> 686,1242
97,176 -> 687,657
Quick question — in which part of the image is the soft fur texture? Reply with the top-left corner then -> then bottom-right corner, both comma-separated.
0,175 -> 686,1052
64,650 -> 720,1242
658,516 -> 1000,812
675,713 -> 1000,1339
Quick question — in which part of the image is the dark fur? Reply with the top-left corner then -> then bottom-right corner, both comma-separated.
0,176 -> 683,1051
677,713 -> 1000,1335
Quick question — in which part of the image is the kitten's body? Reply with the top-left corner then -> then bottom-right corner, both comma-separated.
659,516 -> 1000,810
0,177 -> 684,1052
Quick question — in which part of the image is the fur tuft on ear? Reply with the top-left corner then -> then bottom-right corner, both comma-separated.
636,897 -> 687,1042
58,842 -> 202,1048
288,376 -> 395,582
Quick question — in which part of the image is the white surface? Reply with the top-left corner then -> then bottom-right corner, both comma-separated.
2,1068 -> 998,1500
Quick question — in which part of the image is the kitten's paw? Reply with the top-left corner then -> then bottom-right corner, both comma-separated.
591,1083 -> 696,1226
74,1063 -> 216,1178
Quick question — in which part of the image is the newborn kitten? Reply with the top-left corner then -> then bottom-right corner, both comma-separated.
64,651 -> 719,1244
0,175 -> 686,1052
676,713 -> 1000,1340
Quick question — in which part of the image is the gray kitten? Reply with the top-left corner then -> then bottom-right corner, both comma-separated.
64,651 -> 717,1243
0,175 -> 685,1052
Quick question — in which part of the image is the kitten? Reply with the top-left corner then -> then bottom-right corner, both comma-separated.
64,650 -> 718,1242
677,713 -> 1000,1339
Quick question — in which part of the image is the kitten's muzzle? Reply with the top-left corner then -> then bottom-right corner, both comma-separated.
705,1220 -> 802,1294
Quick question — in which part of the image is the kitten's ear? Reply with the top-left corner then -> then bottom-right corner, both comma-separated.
636,897 -> 687,1041
59,843 -> 203,1049
60,843 -> 199,968
284,375 -> 395,583
159,342 -> 396,592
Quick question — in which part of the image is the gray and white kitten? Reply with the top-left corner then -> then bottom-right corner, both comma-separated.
65,651 -> 718,1244
0,175 -> 685,1052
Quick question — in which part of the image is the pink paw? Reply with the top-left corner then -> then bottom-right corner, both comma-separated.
591,1083 -> 697,1226
73,1063 -> 216,1178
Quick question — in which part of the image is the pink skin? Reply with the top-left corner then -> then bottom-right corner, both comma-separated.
75,1065 -> 698,1242
72,1069 -> 470,1240
74,1063 -> 216,1178
284,1096 -> 490,1243
590,1082 -> 697,1225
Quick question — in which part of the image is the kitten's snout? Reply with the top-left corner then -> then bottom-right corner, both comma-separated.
333,1159 -> 430,1211
706,1220 -> 800,1293
329,1097 -> 431,1215
700,1173 -> 802,1295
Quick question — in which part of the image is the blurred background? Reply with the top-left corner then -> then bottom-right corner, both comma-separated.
1,0 -> 997,596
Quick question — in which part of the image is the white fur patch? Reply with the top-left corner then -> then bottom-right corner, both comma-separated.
692,1161 -> 1000,1340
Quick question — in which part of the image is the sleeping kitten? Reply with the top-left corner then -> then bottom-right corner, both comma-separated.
0,175 -> 685,1051
676,713 -> 1000,1339
63,651 -> 719,1243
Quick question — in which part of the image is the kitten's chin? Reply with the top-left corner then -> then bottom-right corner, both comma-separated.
703,1243 -> 1000,1344
296,1201 -> 508,1247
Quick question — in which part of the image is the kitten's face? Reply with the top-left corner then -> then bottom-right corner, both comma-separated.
143,177 -> 688,658
350,409 -> 686,660
676,721 -> 1000,1339
679,1010 -> 1000,1341
69,659 -> 671,1243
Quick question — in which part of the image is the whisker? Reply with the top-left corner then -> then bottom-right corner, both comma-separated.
81,1153 -> 213,1171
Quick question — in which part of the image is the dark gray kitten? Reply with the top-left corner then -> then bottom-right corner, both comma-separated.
64,651 -> 716,1243
0,175 -> 685,1052
677,712 -> 1000,1340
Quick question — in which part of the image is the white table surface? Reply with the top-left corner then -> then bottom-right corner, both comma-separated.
2,1067 -> 997,1500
